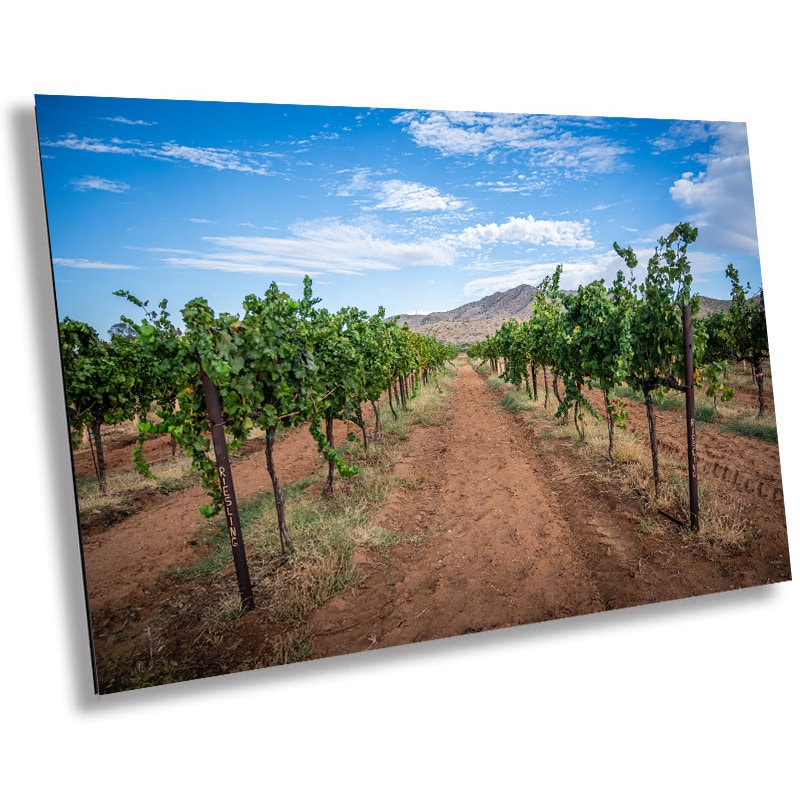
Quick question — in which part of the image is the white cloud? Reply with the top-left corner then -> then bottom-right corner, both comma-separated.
156,142 -> 270,174
474,178 -> 546,194
71,176 -> 130,192
539,134 -> 630,175
101,116 -> 156,126
461,266 -> 552,297
187,220 -> 451,277
394,110 -> 630,176
335,167 -> 373,196
394,110 -> 499,156
374,180 -> 464,212
43,134 -> 274,176
395,110 -> 554,157
461,248 -> 640,300
161,256 -> 316,277
668,122 -> 759,256
288,219 -> 454,266
335,170 -> 464,213
158,215 -> 597,282
455,215 -> 594,250
49,135 -> 134,155
462,260 -> 604,298
650,121 -> 712,153
53,258 -> 140,270
684,250 -> 732,276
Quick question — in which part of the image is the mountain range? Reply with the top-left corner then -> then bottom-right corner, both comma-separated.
392,284 -> 731,347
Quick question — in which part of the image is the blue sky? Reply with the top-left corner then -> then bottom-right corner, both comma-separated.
35,94 -> 763,338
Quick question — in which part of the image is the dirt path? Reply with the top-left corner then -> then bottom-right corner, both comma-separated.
310,362 -> 605,656
309,360 -> 790,659
78,359 -> 791,689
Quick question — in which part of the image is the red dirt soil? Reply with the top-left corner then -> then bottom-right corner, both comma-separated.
72,357 -> 792,692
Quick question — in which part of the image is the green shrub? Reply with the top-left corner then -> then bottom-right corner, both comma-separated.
486,376 -> 505,392
721,418 -> 778,443
499,390 -> 532,412
695,405 -> 716,423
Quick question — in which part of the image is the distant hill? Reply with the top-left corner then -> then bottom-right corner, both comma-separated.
392,284 -> 538,329
696,296 -> 732,316
392,284 -> 730,347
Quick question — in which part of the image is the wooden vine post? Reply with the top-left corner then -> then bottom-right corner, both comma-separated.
681,305 -> 700,532
199,363 -> 255,611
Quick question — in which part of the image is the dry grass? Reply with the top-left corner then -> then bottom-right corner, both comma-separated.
241,470 -> 393,626
495,374 -> 764,559
106,365 -> 460,690
609,431 -> 647,465
694,500 -> 759,556
76,453 -> 196,515
657,476 -> 758,556
163,363 -> 459,668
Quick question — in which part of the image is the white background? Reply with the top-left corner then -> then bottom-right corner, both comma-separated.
3,3 -> 797,797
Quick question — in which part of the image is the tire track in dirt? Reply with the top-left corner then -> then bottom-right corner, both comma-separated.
310,362 -> 792,661
654,416 -> 784,507
518,428 -> 728,608
582,386 -> 787,526
536,387 -> 790,593
309,362 -> 609,659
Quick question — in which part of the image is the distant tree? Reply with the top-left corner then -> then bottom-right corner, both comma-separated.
59,318 -> 138,493
725,264 -> 769,416
114,291 -> 183,456
108,321 -> 137,340
700,309 -> 733,365
529,265 -> 566,411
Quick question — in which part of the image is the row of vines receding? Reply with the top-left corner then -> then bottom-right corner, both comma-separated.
466,222 -> 770,521
59,276 -> 458,610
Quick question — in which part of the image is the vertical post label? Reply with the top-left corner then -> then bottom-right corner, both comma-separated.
218,465 -> 239,547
